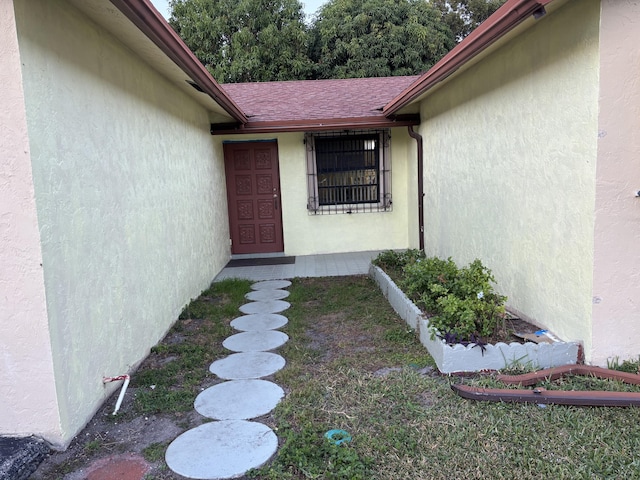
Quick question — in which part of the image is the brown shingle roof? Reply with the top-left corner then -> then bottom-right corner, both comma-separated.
216,76 -> 420,134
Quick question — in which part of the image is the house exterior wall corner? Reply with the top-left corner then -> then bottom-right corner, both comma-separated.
416,0 -> 600,361
12,0 -> 231,446
590,0 -> 640,366
0,0 -> 63,445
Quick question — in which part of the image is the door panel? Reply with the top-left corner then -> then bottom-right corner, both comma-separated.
224,141 -> 284,254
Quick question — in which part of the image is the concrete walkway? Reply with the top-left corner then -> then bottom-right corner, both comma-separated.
16,252 -> 380,480
165,280 -> 292,479
165,253 -> 380,478
214,251 -> 381,282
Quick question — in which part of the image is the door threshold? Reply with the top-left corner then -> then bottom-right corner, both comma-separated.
231,252 -> 286,260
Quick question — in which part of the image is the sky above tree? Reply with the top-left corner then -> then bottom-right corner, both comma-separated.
150,0 -> 327,20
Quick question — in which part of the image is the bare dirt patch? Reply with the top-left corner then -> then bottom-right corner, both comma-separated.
30,394 -> 206,479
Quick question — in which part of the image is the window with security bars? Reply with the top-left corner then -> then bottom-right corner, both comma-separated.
305,130 -> 392,214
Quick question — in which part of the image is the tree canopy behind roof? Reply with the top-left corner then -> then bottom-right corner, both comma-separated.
169,0 -> 315,83
433,0 -> 507,41
169,0 -> 506,83
309,0 -> 454,79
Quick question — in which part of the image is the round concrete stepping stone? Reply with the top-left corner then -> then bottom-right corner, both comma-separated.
251,280 -> 292,290
245,289 -> 290,301
239,300 -> 290,315
223,330 -> 289,352
230,313 -> 288,332
194,380 -> 284,420
210,352 -> 286,379
165,420 -> 277,479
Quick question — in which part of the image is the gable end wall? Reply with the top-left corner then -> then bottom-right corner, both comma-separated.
418,0 -> 600,359
14,0 -> 230,446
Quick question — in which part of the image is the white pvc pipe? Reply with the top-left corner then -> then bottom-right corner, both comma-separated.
103,374 -> 130,415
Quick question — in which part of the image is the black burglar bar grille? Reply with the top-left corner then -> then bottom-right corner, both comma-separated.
315,134 -> 380,206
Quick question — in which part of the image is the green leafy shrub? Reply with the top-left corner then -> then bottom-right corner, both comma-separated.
374,251 -> 507,342
403,256 -> 458,312
372,249 -> 425,272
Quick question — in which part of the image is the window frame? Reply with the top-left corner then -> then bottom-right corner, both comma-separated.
305,129 -> 392,215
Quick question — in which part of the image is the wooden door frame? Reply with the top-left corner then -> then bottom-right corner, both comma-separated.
223,140 -> 284,255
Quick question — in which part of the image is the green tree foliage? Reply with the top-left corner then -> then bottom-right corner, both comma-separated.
169,0 -> 315,83
168,0 -> 507,82
309,0 -> 454,79
432,0 -> 507,41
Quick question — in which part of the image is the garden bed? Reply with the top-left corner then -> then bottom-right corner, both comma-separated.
369,265 -> 580,373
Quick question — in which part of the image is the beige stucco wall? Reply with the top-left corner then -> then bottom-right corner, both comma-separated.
216,128 -> 416,255
14,0 -> 230,446
591,0 -> 640,365
0,0 -> 62,442
418,0 -> 600,358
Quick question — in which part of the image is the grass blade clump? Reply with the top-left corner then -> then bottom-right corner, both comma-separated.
132,278 -> 251,414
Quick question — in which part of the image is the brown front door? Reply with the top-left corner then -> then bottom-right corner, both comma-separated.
223,141 -> 284,254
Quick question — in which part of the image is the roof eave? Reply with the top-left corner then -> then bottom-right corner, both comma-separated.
109,0 -> 248,123
383,0 -> 555,116
210,115 -> 420,135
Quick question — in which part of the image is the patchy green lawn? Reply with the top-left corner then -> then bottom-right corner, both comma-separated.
33,276 -> 640,480
249,276 -> 640,479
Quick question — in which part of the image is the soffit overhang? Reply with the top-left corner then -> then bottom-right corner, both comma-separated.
66,0 -> 247,124
210,115 -> 420,135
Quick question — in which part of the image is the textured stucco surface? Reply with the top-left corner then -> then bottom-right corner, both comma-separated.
216,129 -> 415,256
591,0 -> 640,365
418,1 -> 600,358
0,0 -> 62,442
14,0 -> 230,446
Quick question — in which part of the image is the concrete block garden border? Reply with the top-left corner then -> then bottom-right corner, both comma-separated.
369,265 -> 580,374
